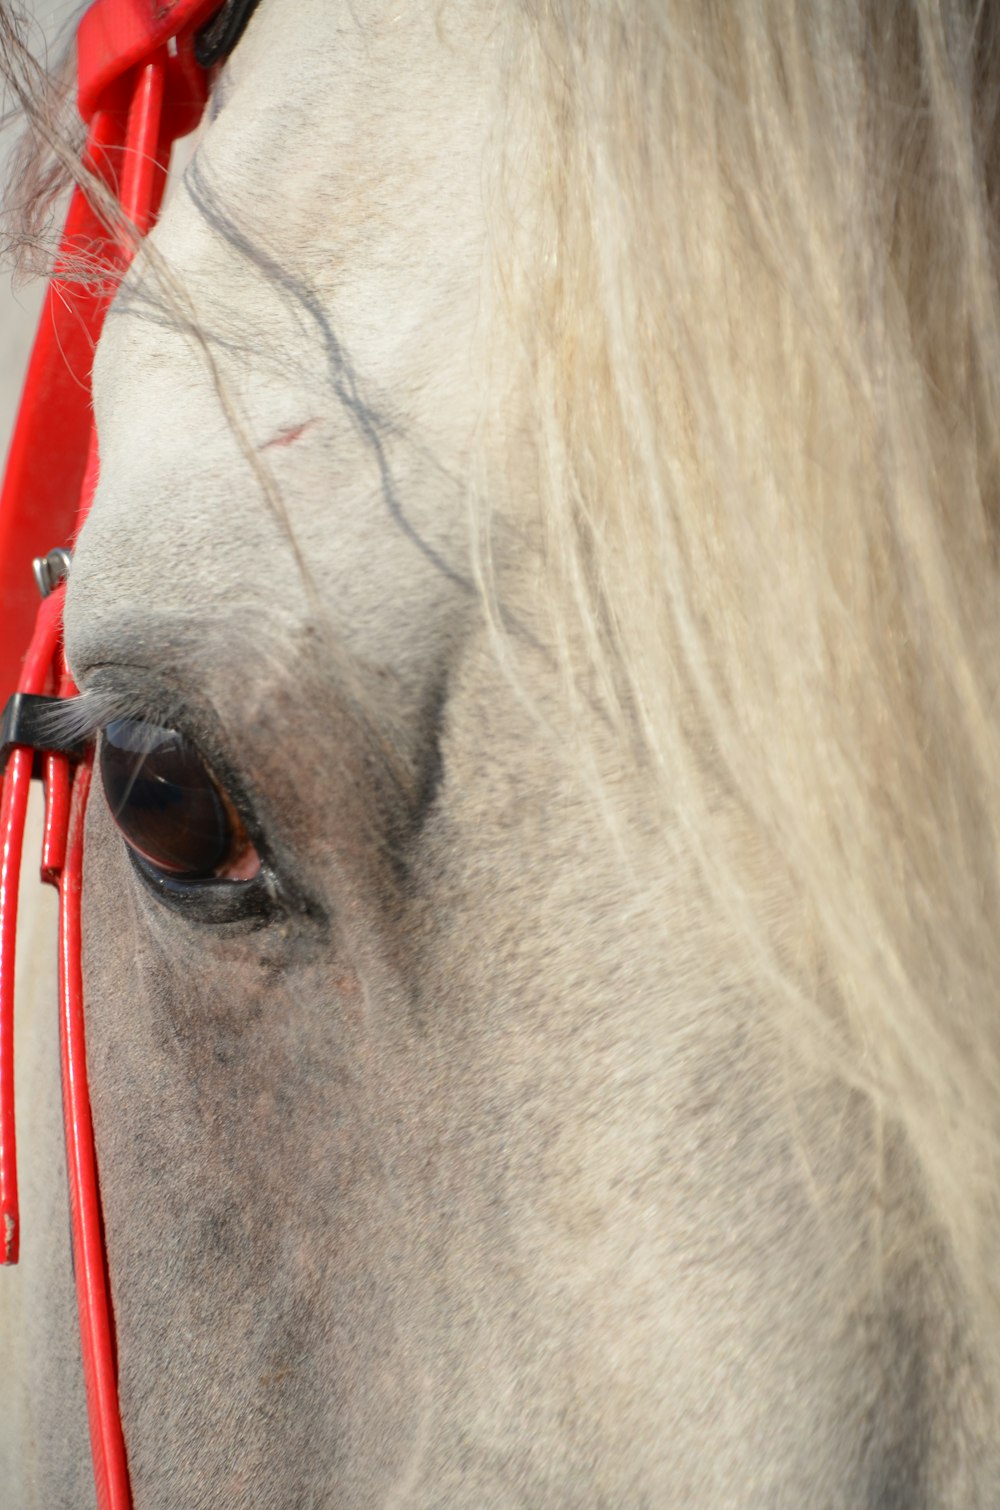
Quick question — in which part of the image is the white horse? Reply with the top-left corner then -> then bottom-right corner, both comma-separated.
3,1 -> 1000,1503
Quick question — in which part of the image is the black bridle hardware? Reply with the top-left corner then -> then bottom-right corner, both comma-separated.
0,693 -> 88,778
194,0 -> 265,68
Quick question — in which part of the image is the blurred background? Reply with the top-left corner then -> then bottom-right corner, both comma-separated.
1,1 -> 80,464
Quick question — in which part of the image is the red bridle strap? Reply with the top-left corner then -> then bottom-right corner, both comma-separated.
0,0 -> 215,703
0,4 -> 223,1507
0,589 -> 66,1259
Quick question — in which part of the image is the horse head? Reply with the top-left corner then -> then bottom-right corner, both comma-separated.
4,1 -> 1000,1504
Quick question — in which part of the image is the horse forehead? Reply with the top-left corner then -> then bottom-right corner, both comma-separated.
67,0 -> 507,680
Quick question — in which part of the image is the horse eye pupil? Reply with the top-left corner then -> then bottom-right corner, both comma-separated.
100,718 -> 231,878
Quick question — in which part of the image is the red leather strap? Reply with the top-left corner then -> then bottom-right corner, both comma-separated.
77,0 -> 218,121
0,4 -> 222,1506
77,0 -> 217,138
0,112 -> 123,705
0,589 -> 65,1264
57,753 -> 128,1510
0,2 -> 215,706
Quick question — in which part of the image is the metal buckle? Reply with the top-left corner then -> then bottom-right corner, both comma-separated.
32,547 -> 72,600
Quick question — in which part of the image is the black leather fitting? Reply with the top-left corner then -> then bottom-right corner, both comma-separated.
0,694 -> 88,778
194,0 -> 264,68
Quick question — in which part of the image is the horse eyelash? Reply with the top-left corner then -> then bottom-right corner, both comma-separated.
35,688 -> 148,746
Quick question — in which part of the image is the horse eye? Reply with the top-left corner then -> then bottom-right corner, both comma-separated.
100,718 -> 256,881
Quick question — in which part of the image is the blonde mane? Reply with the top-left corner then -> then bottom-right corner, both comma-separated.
501,0 -> 1000,1334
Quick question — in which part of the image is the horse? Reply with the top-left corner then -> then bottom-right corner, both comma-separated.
3,0 -> 1000,1503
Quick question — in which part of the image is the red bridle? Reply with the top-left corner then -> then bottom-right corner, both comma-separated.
0,4 -> 245,1505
